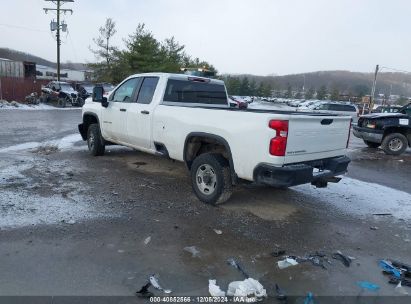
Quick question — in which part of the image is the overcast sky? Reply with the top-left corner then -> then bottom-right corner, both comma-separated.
0,0 -> 409,75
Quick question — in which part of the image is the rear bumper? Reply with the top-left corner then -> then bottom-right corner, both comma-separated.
352,126 -> 383,143
253,156 -> 350,187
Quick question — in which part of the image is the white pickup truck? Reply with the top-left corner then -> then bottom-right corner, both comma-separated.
79,73 -> 351,204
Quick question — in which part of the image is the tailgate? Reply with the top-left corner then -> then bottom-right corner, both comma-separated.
284,115 -> 350,164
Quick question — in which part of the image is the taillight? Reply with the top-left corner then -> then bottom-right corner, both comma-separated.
346,119 -> 352,148
269,120 -> 288,156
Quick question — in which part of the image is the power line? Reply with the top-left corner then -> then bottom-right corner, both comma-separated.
0,23 -> 48,33
380,66 -> 411,74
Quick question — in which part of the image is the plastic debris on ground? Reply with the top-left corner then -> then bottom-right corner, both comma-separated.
379,260 -> 401,279
144,236 -> 151,245
226,278 -> 267,300
332,250 -> 352,267
381,259 -> 411,288
136,281 -> 154,298
208,280 -> 226,297
184,246 -> 200,258
277,257 -> 299,269
303,292 -> 314,304
357,281 -> 380,291
395,282 -> 409,295
227,257 -> 250,278
213,229 -> 222,235
149,275 -> 172,294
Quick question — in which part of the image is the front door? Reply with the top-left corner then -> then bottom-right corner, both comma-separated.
126,77 -> 160,150
101,77 -> 140,143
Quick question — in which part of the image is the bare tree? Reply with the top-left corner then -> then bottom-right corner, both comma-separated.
90,18 -> 117,66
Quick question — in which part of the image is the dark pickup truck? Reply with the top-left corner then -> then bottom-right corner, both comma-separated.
353,103 -> 411,155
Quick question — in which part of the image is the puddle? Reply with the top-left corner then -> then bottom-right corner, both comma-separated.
223,187 -> 298,221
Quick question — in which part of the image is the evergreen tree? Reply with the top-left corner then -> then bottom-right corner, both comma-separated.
317,85 -> 327,100
249,79 -> 257,96
257,82 -> 265,97
225,76 -> 241,95
285,84 -> 293,98
239,77 -> 250,96
330,87 -> 340,101
305,87 -> 315,100
263,83 -> 272,97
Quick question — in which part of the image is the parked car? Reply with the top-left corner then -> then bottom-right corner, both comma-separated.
96,83 -> 115,97
41,81 -> 84,107
310,102 -> 359,122
229,96 -> 248,109
353,103 -> 411,155
79,73 -> 351,204
371,105 -> 402,114
76,83 -> 95,101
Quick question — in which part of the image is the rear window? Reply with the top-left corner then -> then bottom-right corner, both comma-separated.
164,79 -> 227,105
328,104 -> 356,112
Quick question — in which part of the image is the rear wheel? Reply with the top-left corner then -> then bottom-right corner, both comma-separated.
87,123 -> 105,156
381,133 -> 407,155
364,140 -> 380,148
57,97 -> 67,108
190,153 -> 232,205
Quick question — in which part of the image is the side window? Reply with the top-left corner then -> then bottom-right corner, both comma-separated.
163,79 -> 228,105
136,77 -> 159,104
345,105 -> 356,112
111,78 -> 139,102
317,104 -> 329,110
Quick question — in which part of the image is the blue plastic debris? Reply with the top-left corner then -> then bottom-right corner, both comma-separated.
357,281 -> 380,291
379,260 -> 401,279
303,292 -> 314,304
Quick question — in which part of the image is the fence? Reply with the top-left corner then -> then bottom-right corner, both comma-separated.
0,77 -> 49,102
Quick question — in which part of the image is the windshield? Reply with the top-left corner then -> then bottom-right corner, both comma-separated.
60,84 -> 75,92
82,85 -> 94,93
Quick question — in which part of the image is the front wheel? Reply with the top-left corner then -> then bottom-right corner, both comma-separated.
364,140 -> 380,148
57,97 -> 67,108
87,124 -> 105,156
190,153 -> 232,205
381,133 -> 408,155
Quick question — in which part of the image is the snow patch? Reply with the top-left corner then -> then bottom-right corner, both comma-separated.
0,100 -> 78,111
0,133 -> 83,153
295,177 -> 411,220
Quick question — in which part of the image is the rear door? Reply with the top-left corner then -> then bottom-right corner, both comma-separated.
126,77 -> 160,149
284,115 -> 351,163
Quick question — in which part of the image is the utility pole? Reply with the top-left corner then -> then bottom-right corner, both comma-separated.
369,64 -> 379,112
43,0 -> 74,81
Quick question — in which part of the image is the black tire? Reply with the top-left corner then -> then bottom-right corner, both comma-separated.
77,98 -> 85,107
57,97 -> 67,108
87,123 -> 105,156
190,153 -> 232,205
364,140 -> 380,148
381,133 -> 408,155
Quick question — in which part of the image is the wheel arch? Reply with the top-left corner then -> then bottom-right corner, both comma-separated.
79,112 -> 100,140
183,132 -> 237,184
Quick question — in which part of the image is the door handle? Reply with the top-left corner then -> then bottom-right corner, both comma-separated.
120,108 -> 127,112
141,110 -> 150,115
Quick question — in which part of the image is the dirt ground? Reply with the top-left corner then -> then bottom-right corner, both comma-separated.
0,108 -> 410,303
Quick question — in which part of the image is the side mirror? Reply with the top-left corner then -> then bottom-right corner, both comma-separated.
93,86 -> 108,107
